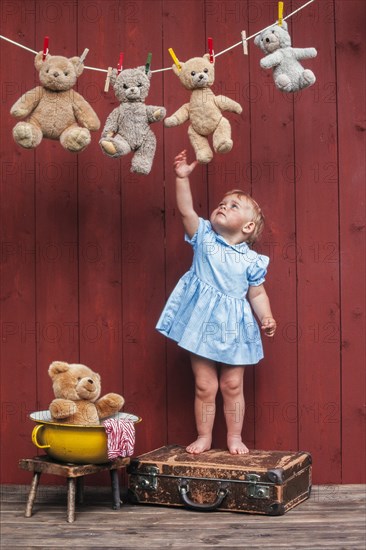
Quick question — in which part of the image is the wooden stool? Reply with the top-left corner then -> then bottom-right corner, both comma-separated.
19,456 -> 130,523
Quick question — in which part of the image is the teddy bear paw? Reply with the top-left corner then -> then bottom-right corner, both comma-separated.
61,127 -> 91,152
100,140 -> 118,156
164,116 -> 178,128
276,74 -> 293,92
131,157 -> 153,175
301,69 -> 316,88
153,108 -> 166,121
196,149 -> 214,164
215,139 -> 233,155
13,122 -> 42,148
11,106 -> 31,118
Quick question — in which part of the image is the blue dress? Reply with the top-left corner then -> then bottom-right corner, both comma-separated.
156,218 -> 269,365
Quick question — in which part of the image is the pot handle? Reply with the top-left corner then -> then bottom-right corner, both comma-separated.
178,479 -> 229,511
31,425 -> 50,449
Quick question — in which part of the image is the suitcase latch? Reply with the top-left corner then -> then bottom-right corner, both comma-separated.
246,474 -> 270,499
134,466 -> 159,491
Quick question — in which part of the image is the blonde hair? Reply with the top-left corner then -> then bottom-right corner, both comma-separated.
223,189 -> 265,244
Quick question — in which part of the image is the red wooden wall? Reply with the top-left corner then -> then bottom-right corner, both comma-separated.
0,0 -> 365,485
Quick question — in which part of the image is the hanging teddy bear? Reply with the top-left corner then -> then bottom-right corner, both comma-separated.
164,54 -> 242,164
99,66 -> 166,175
10,51 -> 100,152
254,20 -> 317,92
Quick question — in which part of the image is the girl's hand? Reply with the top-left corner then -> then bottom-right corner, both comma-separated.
261,317 -> 277,337
174,150 -> 198,178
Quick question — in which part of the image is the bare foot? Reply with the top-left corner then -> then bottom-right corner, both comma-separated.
227,435 -> 249,455
186,436 -> 212,454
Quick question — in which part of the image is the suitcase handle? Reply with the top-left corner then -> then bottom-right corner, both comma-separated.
178,479 -> 229,511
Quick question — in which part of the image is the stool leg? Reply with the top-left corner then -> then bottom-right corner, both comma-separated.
67,478 -> 76,523
25,471 -> 41,517
110,469 -> 121,510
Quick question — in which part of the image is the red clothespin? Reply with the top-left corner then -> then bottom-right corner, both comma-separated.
117,52 -> 124,74
208,37 -> 214,63
42,36 -> 49,61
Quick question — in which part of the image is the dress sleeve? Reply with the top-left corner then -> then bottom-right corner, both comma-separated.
247,254 -> 270,286
184,218 -> 209,248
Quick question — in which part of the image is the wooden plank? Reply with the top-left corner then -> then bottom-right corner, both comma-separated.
247,0 -> 298,453
162,0 -> 209,449
205,0 -> 256,450
293,0 -> 341,483
0,485 -> 365,549
33,8 -> 79,411
0,0 -> 365,487
118,0 -> 167,453
77,0 -> 124,412
114,0 -> 167,454
335,0 -> 366,484
0,0 -> 38,483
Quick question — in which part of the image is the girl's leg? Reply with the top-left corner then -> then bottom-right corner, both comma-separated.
186,353 -> 219,454
220,365 -> 248,454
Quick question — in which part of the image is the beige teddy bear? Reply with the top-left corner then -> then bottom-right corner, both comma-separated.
48,361 -> 124,426
10,52 -> 100,152
164,54 -> 242,163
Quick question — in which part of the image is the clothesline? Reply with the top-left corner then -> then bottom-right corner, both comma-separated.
0,0 -> 315,74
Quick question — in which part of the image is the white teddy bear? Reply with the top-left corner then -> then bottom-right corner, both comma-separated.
254,21 -> 317,93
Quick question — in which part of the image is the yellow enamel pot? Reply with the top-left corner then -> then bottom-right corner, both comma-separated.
30,411 -> 141,464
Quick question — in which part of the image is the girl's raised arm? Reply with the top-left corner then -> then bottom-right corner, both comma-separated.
174,150 -> 199,239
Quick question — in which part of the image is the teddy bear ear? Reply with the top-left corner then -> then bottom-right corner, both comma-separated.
48,361 -> 70,378
109,68 -> 119,87
203,53 -> 215,66
172,62 -> 183,77
138,66 -> 152,80
69,56 -> 84,77
35,51 -> 48,70
254,34 -> 261,46
280,20 -> 288,31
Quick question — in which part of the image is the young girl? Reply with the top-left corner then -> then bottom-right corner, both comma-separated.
156,150 -> 276,455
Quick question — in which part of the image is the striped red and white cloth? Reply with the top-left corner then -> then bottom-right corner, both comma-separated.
103,418 -> 135,460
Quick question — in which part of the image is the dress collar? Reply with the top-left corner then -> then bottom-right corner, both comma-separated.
214,232 -> 251,255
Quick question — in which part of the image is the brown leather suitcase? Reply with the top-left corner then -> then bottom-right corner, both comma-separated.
127,444 -> 312,515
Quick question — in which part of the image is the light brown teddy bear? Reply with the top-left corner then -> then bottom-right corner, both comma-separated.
10,52 -> 100,152
164,54 -> 242,163
48,361 -> 124,426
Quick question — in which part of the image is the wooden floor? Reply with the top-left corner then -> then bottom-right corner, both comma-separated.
1,484 -> 365,549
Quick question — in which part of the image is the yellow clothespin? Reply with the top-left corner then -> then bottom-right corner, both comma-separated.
241,31 -> 248,55
104,67 -> 113,92
168,48 -> 181,71
278,2 -> 284,26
